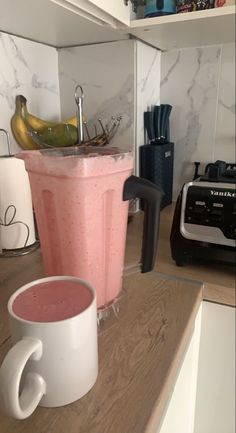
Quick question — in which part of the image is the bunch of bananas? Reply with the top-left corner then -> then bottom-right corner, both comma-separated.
11,95 -> 77,150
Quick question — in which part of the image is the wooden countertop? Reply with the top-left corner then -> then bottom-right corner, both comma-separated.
0,255 -> 202,433
0,202 -> 234,432
125,204 -> 236,307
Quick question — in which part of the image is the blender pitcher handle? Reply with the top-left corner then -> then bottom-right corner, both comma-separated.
123,175 -> 163,273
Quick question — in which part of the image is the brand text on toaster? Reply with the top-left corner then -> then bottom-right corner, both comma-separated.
210,190 -> 236,198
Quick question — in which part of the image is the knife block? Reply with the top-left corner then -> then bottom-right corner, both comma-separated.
140,142 -> 174,210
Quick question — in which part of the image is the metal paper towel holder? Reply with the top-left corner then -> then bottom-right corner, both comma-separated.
0,129 -> 39,257
0,128 -> 12,157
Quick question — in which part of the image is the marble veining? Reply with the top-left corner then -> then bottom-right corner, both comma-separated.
58,41 -> 136,152
59,71 -> 103,90
58,39 -> 161,203
87,74 -> 134,135
179,48 -> 220,152
214,43 -> 235,161
136,42 -> 161,179
0,34 -> 58,102
161,44 -> 234,199
218,98 -> 235,115
160,51 -> 181,87
0,32 -> 60,154
140,49 -> 161,93
0,70 -> 20,111
31,74 -> 58,94
4,34 -> 30,70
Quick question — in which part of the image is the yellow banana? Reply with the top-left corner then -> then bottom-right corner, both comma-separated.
11,95 -> 78,150
12,95 -> 56,131
11,114 -> 41,150
24,112 -> 56,130
65,115 -> 77,127
16,95 -> 77,129
25,109 -> 78,129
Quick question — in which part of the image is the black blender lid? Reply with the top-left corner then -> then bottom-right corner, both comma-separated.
199,160 -> 236,184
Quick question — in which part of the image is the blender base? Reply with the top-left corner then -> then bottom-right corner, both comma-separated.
97,289 -> 127,330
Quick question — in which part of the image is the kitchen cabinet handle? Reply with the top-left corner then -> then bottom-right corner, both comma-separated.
123,175 -> 163,273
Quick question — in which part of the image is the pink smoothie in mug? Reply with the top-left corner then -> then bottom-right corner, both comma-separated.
17,147 -> 133,308
12,279 -> 93,322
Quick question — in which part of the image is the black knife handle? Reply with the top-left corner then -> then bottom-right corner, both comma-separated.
153,106 -> 161,142
160,104 -> 172,143
166,118 -> 170,143
144,111 -> 155,143
123,175 -> 163,273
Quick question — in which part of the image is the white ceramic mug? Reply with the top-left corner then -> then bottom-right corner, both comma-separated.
0,276 -> 98,419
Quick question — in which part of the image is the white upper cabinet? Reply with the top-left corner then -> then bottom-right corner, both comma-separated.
0,0 -> 235,48
129,6 -> 236,51
0,0 -> 129,47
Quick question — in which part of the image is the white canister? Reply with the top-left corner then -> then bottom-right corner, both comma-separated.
0,129 -> 35,250
0,276 -> 98,419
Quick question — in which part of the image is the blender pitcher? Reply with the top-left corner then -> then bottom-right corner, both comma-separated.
17,147 -> 162,308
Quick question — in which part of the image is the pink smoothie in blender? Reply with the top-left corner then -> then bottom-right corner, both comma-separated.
17,147 -> 162,309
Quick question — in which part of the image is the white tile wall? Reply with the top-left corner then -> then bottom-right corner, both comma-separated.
58,39 -> 161,177
214,43 -> 236,162
58,40 -> 136,152
2,32 -> 233,205
0,32 -> 60,155
136,42 -> 161,173
161,43 -> 235,199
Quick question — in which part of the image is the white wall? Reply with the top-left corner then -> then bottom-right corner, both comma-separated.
0,32 -> 161,185
136,42 -> 161,174
161,43 -> 235,199
1,31 -> 234,190
58,39 -> 161,171
58,40 -> 136,152
0,32 -> 61,155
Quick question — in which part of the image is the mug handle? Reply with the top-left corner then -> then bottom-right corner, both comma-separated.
123,175 -> 163,273
0,337 -> 46,419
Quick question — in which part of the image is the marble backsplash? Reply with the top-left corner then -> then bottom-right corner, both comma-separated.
0,32 -> 60,155
58,39 -> 160,213
58,40 -> 136,153
161,43 -> 235,200
58,39 -> 161,174
2,31 -> 233,205
136,42 -> 161,174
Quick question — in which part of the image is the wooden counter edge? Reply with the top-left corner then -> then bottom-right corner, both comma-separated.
152,269 -> 236,308
203,282 -> 236,307
145,286 -> 203,433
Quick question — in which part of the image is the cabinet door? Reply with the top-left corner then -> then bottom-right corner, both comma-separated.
158,305 -> 202,433
194,302 -> 235,433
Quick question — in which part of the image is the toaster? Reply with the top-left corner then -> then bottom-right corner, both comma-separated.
170,161 -> 236,267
